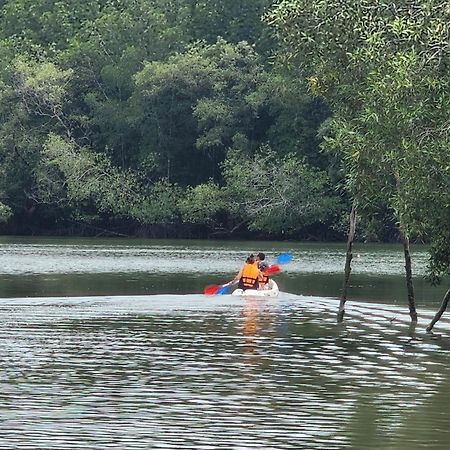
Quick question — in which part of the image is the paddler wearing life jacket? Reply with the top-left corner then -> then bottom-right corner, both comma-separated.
233,254 -> 261,291
256,252 -> 270,289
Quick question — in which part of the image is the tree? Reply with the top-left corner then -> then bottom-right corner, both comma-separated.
267,0 -> 450,322
178,180 -> 226,226
223,145 -> 341,235
0,48 -> 74,230
179,144 -> 341,237
132,39 -> 269,186
0,0 -> 341,238
36,133 -> 184,226
0,0 -> 102,51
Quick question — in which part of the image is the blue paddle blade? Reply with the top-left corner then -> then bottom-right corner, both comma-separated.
275,253 -> 293,265
216,284 -> 231,295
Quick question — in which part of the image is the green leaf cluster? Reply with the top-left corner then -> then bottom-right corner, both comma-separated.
267,0 -> 450,280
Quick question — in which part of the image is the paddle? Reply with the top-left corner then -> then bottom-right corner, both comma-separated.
204,281 -> 233,296
204,284 -> 222,296
274,252 -> 293,265
265,264 -> 281,275
261,253 -> 291,276
216,282 -> 233,295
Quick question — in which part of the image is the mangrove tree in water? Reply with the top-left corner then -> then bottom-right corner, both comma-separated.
267,0 -> 450,321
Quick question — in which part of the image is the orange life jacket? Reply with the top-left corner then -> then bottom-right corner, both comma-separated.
240,262 -> 259,289
259,271 -> 269,286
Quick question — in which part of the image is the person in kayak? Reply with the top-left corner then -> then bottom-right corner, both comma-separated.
233,254 -> 261,290
256,252 -> 265,267
256,252 -> 270,289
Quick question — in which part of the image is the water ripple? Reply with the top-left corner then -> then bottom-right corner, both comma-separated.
0,294 -> 450,448
0,242 -> 429,276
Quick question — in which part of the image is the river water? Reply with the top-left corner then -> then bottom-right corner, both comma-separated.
0,237 -> 449,449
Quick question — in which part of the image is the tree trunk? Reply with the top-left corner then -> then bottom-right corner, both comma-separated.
400,231 -> 417,322
337,202 -> 357,323
427,288 -> 450,332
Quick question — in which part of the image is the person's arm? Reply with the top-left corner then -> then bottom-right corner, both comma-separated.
232,265 -> 244,284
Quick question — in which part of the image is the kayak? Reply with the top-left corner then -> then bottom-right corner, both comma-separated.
232,280 -> 279,298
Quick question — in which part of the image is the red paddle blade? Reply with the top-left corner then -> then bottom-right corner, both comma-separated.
265,264 -> 280,275
204,284 -> 220,296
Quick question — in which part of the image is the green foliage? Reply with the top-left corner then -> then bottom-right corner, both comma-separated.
37,134 -> 142,218
222,145 -> 341,235
0,47 -> 62,220
1,0 -> 102,51
0,202 -> 12,223
178,180 -> 225,225
428,225 -> 450,284
140,179 -> 183,224
133,39 -> 269,185
267,0 -> 450,279
0,0 -> 340,239
262,72 -> 331,167
37,134 -> 185,225
13,56 -> 73,115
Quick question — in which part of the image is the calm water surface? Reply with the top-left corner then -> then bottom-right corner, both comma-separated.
0,236 -> 446,305
0,237 -> 449,449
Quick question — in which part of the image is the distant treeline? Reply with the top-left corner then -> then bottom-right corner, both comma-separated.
0,2 -> 448,266
0,0 -> 355,240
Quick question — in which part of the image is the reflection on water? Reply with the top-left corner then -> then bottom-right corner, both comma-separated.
0,238 -> 431,275
1,294 -> 450,449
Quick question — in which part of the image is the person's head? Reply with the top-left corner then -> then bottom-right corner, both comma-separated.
256,252 -> 265,262
246,254 -> 255,264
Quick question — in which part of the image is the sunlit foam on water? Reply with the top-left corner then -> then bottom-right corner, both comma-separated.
0,294 -> 450,448
0,243 -> 430,275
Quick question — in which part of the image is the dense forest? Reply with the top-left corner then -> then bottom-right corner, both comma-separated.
0,0 -> 448,283
0,0 -> 339,241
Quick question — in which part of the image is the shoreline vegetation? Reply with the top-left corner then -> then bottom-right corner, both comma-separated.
0,219 -> 349,241
0,0 -> 448,326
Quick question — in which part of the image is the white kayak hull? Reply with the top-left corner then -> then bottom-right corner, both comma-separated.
232,280 -> 279,297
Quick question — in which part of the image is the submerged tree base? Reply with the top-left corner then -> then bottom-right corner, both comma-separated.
427,289 -> 450,332
400,231 -> 418,322
337,202 -> 357,323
